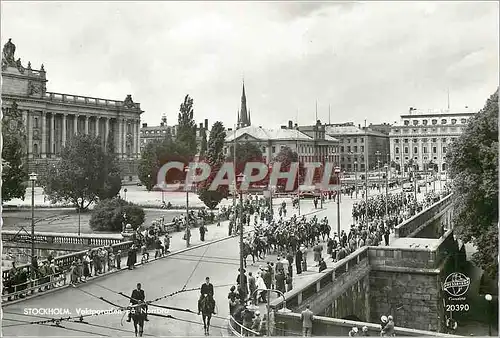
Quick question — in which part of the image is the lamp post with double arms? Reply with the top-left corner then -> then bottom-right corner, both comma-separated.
184,166 -> 190,247
334,166 -> 341,235
77,197 -> 83,236
237,173 -> 247,300
384,164 -> 389,218
29,172 -> 38,277
354,161 -> 358,199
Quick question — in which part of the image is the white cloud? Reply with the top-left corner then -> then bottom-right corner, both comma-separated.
1,1 -> 498,128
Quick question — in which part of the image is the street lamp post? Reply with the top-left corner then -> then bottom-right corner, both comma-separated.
375,151 -> 381,192
354,161 -> 358,199
268,164 -> 273,214
77,197 -> 83,236
29,172 -> 37,278
184,166 -> 190,247
334,166 -> 341,235
384,164 -> 389,218
413,164 -> 417,200
297,172 -> 301,216
485,294 -> 493,336
124,188 -> 128,201
237,173 -> 246,300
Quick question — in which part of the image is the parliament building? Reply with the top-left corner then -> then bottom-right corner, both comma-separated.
1,39 -> 142,180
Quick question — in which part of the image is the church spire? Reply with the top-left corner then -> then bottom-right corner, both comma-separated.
238,80 -> 250,128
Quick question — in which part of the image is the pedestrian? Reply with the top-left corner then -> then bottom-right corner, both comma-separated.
242,307 -> 254,336
70,261 -> 79,285
361,326 -> 369,336
381,315 -> 395,336
228,286 -> 239,314
248,272 -> 257,304
256,271 -> 267,303
286,251 -> 294,278
300,305 -> 314,337
318,258 -> 327,272
295,248 -> 303,275
82,252 -> 91,281
127,245 -> 137,270
164,234 -> 171,253
286,271 -> 293,292
251,311 -> 261,336
275,271 -> 286,294
349,327 -> 359,337
199,223 -> 207,241
313,242 -> 322,267
116,250 -> 122,270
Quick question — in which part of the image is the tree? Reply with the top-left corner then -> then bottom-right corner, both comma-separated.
226,142 -> 263,169
199,127 -> 208,156
1,101 -> 27,202
197,121 -> 228,209
447,88 -> 498,279
273,146 -> 300,191
89,198 -> 145,232
138,138 -> 192,191
41,134 -> 122,210
177,94 -> 197,156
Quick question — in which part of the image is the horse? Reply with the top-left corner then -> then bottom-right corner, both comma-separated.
129,302 -> 147,337
242,242 -> 256,268
199,295 -> 216,335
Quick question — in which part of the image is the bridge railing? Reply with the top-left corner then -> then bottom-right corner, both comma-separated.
274,312 -> 461,337
2,230 -> 123,247
228,315 -> 260,337
368,246 -> 438,270
2,271 -> 67,302
395,193 -> 453,238
270,246 -> 370,311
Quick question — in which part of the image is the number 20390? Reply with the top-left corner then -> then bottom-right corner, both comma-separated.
446,304 -> 469,312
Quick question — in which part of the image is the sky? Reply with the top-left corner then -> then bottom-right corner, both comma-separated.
1,1 -> 498,129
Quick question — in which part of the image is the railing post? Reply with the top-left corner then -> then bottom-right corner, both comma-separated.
298,292 -> 303,306
316,281 -> 321,292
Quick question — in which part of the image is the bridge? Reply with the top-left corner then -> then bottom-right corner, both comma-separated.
268,194 -> 461,334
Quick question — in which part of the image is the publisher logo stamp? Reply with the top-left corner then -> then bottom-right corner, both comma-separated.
443,272 -> 470,297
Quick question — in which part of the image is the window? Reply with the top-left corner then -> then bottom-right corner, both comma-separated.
361,138 -> 364,143
272,146 -> 276,153
404,120 -> 410,126
412,129 -> 418,133
394,129 -> 399,133
413,147 -> 418,153
395,139 -> 399,144
34,117 -> 39,128
441,119 -> 447,124
413,138 -> 418,143
460,118 -> 467,124
443,147 -> 447,153
422,138 -> 428,142
354,138 -> 357,143
442,138 -> 447,142
405,157 -> 409,161
423,129 -> 427,133
451,119 -> 457,124
262,146 -> 266,152
347,146 -> 351,152
422,120 -> 428,126
360,146 -> 364,152
432,147 -> 437,154
404,147 -> 409,154
432,138 -> 437,142
340,146 -> 344,152
395,157 -> 399,161
395,147 -> 399,154
347,139 -> 351,143
413,120 -> 419,126
442,163 -> 446,171
354,146 -> 357,152
432,119 -> 437,125
423,147 -> 427,153
404,139 -> 408,143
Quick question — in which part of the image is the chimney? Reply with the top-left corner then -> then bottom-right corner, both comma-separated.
204,119 -> 208,130
160,122 -> 164,127
142,123 -> 147,128
316,120 -> 321,125
199,122 -> 203,129
358,124 -> 361,129
294,123 -> 298,129
288,120 -> 293,129
281,125 -> 287,129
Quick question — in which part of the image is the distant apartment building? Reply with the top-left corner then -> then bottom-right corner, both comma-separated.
325,122 -> 390,172
225,120 -> 339,165
389,108 -> 476,174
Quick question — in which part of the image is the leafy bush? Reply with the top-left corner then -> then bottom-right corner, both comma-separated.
89,198 -> 145,232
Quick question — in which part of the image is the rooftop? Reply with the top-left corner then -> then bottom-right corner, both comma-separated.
226,125 -> 313,142
325,125 -> 387,137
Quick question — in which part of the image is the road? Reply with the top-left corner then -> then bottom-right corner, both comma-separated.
2,188 -> 432,336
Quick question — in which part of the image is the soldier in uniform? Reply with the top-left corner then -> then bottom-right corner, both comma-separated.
127,283 -> 149,322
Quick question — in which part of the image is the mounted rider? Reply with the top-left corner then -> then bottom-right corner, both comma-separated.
127,283 -> 149,322
198,277 -> 216,315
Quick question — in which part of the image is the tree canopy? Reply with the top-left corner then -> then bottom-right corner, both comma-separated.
1,101 -> 27,202
197,121 -> 228,209
447,88 -> 498,279
90,198 -> 145,232
176,94 -> 197,156
41,134 -> 122,210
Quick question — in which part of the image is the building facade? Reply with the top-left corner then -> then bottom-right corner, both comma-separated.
325,122 -> 390,173
389,109 -> 476,173
1,39 -> 143,180
225,122 -> 339,165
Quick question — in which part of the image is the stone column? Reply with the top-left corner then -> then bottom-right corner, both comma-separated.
74,114 -> 78,135
62,114 -> 67,147
85,115 -> 89,134
50,113 -> 55,157
96,117 -> 100,137
41,111 -> 47,158
132,120 -> 138,158
104,117 -> 110,149
122,119 -> 127,158
26,110 -> 33,158
136,120 -> 140,158
115,118 -> 121,156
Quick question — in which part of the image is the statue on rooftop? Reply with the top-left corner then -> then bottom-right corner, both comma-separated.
123,94 -> 135,108
3,38 -> 16,66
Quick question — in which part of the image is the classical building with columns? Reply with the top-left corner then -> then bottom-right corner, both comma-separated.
1,39 -> 142,180
389,107 -> 476,174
